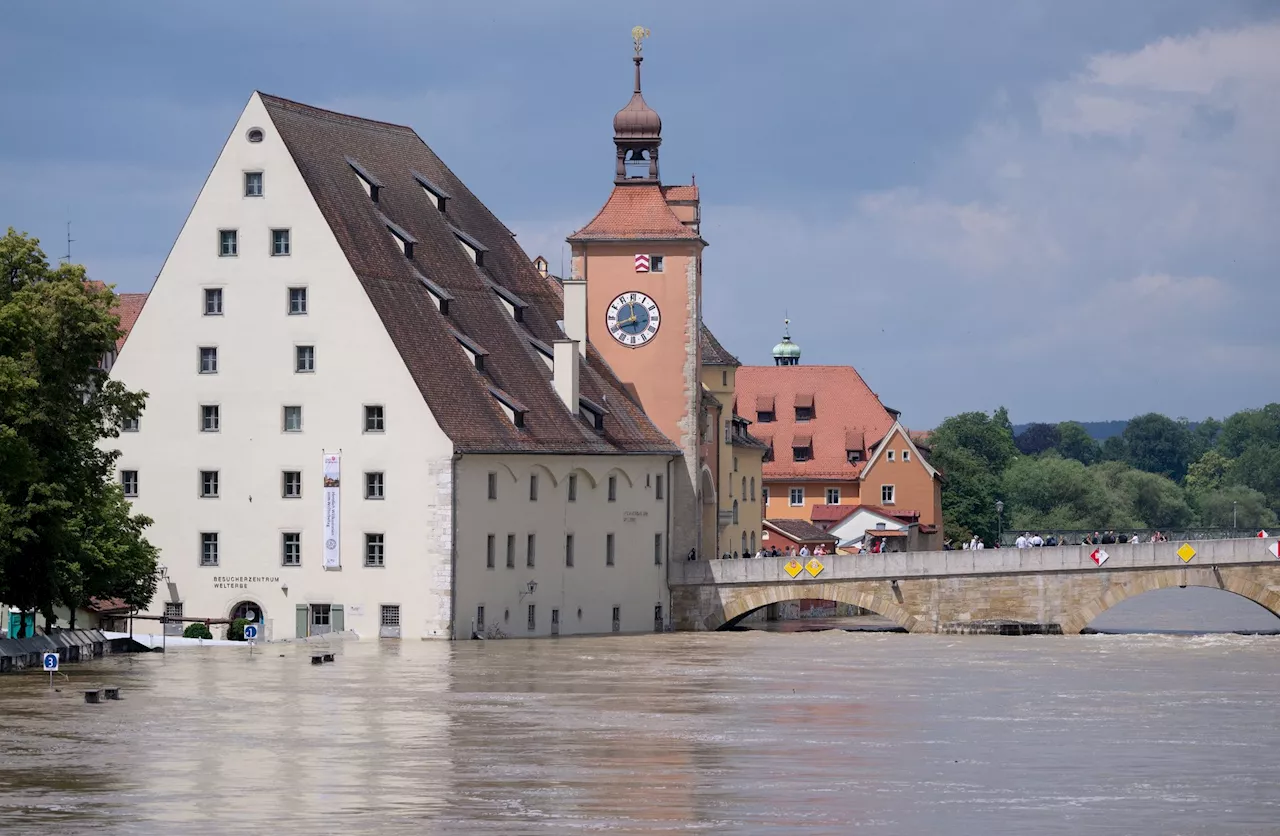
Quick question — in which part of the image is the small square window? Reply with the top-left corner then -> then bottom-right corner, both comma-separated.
282,532 -> 301,566
364,405 -> 384,432
204,288 -> 223,315
200,470 -> 220,498
120,469 -> 138,497
567,473 -> 577,502
219,230 -> 238,257
381,605 -> 400,627
565,534 -> 575,567
365,471 -> 385,500
244,171 -> 263,197
789,487 -> 804,507
526,533 -> 535,568
487,472 -> 497,500
283,405 -> 302,432
903,450 -> 911,462
529,473 -> 539,501
282,470 -> 302,498
199,347 -> 218,374
795,406 -> 813,422
121,415 -> 140,433
200,532 -> 219,566
288,287 -> 308,315
365,533 -> 385,567
200,404 -> 220,433
881,484 -> 895,505
606,533 -> 615,566
757,411 -> 775,423
295,345 -> 315,373
506,534 -> 515,569
826,488 -> 841,504
650,255 -> 665,273
271,229 -> 291,256
486,534 -> 496,569
608,475 -> 617,502
793,445 -> 812,463
887,450 -> 895,462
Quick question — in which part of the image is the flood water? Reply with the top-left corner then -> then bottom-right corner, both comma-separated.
2,590 -> 1278,835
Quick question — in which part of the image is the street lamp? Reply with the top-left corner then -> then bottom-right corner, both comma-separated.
995,500 -> 1004,545
1233,501 -> 1238,531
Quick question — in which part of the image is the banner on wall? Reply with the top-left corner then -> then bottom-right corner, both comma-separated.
323,452 -> 341,569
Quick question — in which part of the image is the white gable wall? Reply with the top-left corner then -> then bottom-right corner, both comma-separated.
828,508 -> 907,543
108,93 -> 455,639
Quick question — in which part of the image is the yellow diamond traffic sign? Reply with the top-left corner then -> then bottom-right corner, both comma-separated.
805,558 -> 825,577
1177,543 -> 1196,563
784,559 -> 803,578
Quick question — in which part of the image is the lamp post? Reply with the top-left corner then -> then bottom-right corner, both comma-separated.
1233,501 -> 1238,531
995,500 -> 1004,546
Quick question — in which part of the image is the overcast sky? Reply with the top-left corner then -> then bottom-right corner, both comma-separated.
3,1 -> 1277,428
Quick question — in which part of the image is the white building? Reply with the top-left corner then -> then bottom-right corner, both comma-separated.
107,93 -> 680,640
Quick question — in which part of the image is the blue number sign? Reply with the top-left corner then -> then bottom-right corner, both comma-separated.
42,652 -> 59,672
243,624 -> 258,641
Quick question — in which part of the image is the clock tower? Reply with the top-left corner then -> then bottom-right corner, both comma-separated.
567,28 -> 707,559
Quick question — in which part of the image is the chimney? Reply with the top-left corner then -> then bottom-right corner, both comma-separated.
562,278 -> 587,359
552,339 -> 580,414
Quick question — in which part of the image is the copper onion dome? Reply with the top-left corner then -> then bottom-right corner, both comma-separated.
613,56 -> 662,139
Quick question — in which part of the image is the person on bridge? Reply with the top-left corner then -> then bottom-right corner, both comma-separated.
799,545 -> 811,557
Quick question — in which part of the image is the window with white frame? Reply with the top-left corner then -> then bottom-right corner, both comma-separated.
199,470 -> 219,498
295,345 -> 315,373
200,404 -> 220,433
204,287 -> 223,315
283,405 -> 302,432
200,532 -> 219,566
282,532 -> 301,566
120,469 -> 138,497
650,255 -> 664,272
825,488 -> 840,504
271,229 -> 291,256
218,230 -> 237,257
365,471 -> 385,500
365,533 -> 385,567
363,405 -> 384,432
789,487 -> 804,506
903,450 -> 911,462
881,484 -> 895,505
199,347 -> 218,374
887,450 -> 895,462
762,486 -> 770,505
244,171 -> 263,197
282,470 -> 302,498
288,287 -> 308,315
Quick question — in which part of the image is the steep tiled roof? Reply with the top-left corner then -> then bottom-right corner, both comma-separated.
810,504 -> 919,524
260,94 -> 677,456
114,293 -> 148,352
568,184 -> 700,241
661,184 -> 699,202
700,322 -> 739,366
765,518 -> 839,544
736,365 -> 895,481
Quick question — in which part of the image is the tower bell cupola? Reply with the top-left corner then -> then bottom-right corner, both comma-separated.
613,26 -> 662,183
773,318 -> 802,366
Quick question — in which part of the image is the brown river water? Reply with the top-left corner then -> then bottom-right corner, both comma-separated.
1,588 -> 1278,835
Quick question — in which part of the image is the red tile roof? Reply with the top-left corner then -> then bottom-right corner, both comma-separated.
736,365 -> 895,481
701,322 -> 740,366
260,94 -> 677,456
569,184 -> 700,241
113,293 -> 148,352
765,518 -> 839,544
810,503 -> 919,524
661,184 -> 699,202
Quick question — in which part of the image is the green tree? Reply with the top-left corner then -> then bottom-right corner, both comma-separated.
1190,417 -> 1222,460
1057,422 -> 1099,465
1193,485 -> 1277,530
183,622 -> 213,640
1014,422 -> 1060,456
1217,404 -> 1280,458
0,229 -> 155,625
1100,435 -> 1127,462
1115,468 -> 1193,529
1122,412 -> 1194,480
1002,455 -> 1111,530
1184,449 -> 1230,493
928,411 -> 1018,541
1226,443 -> 1280,514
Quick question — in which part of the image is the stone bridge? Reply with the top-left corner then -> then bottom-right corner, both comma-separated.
669,538 -> 1280,633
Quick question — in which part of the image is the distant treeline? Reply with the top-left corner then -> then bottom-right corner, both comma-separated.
927,406 -> 1280,544
1013,420 -> 1129,441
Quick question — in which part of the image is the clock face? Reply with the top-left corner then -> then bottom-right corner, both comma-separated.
606,291 -> 661,347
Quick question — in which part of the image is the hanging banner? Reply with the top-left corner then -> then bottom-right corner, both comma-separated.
323,452 -> 341,569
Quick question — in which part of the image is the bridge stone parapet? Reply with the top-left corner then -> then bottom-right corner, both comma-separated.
669,539 -> 1280,633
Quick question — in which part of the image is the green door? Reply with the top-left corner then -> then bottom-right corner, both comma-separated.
331,604 -> 344,633
295,605 -> 308,638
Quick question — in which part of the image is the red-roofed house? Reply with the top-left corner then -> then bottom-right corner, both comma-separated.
734,328 -> 943,540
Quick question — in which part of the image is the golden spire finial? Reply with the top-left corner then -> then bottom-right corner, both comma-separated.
632,26 -> 651,56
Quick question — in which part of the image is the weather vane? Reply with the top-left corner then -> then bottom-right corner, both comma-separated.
632,25 -> 651,56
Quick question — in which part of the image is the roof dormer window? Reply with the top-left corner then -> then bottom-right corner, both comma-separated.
450,224 -> 488,267
450,328 -> 489,372
490,282 -> 527,323
380,213 -> 416,259
346,156 -> 383,202
488,385 -> 527,428
580,397 -> 607,433
413,269 -> 452,316
795,393 -> 815,422
411,169 -> 451,212
792,434 -> 813,462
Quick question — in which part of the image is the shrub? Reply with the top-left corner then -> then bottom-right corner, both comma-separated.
182,622 -> 213,640
227,618 -> 250,642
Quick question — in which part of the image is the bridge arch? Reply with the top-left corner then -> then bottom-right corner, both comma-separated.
1060,569 -> 1280,634
706,585 -> 922,633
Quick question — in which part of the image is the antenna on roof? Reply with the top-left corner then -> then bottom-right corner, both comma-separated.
62,221 -> 74,264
